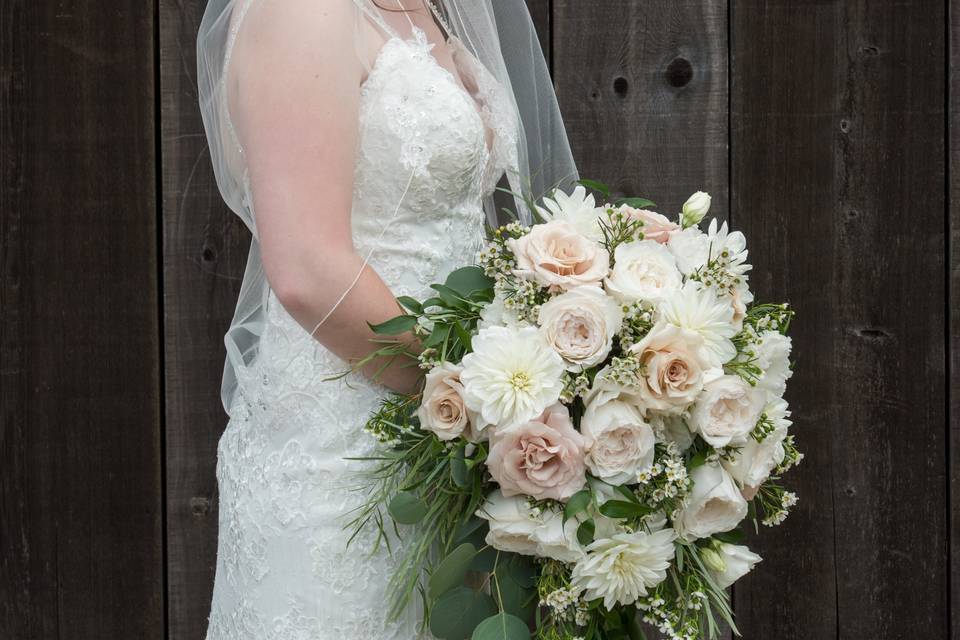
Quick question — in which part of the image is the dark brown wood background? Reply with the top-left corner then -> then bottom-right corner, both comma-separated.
0,1 -> 953,638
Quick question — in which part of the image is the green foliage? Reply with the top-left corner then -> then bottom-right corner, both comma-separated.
430,587 -> 498,640
471,613 -> 531,640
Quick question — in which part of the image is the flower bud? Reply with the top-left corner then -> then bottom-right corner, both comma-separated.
682,191 -> 711,227
700,546 -> 727,573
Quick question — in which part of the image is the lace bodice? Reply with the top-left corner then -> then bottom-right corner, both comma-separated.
205,9 -> 517,640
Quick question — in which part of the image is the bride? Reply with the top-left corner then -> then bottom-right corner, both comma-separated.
197,0 -> 576,636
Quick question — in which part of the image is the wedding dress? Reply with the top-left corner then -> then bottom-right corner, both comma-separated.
203,4 -> 520,639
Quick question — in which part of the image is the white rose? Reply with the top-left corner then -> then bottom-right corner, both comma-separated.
538,286 -> 623,370
476,491 -> 583,562
722,426 -> 787,500
581,397 -> 656,484
476,490 -> 541,556
677,463 -> 748,540
532,508 -> 586,562
710,543 -> 762,589
754,331 -> 793,398
417,362 -> 478,441
688,372 -> 764,448
681,191 -> 711,227
605,240 -> 683,304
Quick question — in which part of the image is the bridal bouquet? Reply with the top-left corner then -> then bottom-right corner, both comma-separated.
350,182 -> 800,640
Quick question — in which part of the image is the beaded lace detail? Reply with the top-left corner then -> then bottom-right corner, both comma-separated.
205,5 -> 517,639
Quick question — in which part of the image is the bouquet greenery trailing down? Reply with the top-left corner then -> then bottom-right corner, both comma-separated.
347,180 -> 799,640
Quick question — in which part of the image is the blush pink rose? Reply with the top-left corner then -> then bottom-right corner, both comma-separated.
487,403 -> 587,501
618,206 -> 680,244
508,220 -> 609,291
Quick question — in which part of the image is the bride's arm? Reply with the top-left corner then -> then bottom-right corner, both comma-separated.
229,0 -> 421,393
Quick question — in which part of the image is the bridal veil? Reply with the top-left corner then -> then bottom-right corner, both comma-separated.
197,0 -> 578,413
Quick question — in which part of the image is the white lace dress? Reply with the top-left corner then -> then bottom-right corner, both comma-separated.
204,7 -> 517,640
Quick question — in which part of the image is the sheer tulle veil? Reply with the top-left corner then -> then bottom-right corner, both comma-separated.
197,0 -> 578,414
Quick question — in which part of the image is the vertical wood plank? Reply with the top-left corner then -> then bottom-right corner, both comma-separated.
553,3 -> 729,638
951,0 -> 960,637
552,0 -> 729,221
0,2 -> 163,639
159,1 -> 250,638
732,1 -> 947,638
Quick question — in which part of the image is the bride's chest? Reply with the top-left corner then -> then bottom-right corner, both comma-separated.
351,36 -> 497,210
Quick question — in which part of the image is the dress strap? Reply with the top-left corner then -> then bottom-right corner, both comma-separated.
350,0 -> 402,40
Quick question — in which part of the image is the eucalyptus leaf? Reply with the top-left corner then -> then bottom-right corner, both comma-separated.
577,519 -> 596,546
577,178 -> 611,197
598,500 -> 652,519
563,489 -> 592,524
430,587 -> 497,640
471,613 -> 531,640
445,265 -> 494,296
614,196 -> 657,209
388,491 -> 428,525
493,568 -> 535,619
395,296 -> 423,314
428,543 -> 477,600
368,314 -> 418,335
453,321 -> 473,352
450,453 -> 469,488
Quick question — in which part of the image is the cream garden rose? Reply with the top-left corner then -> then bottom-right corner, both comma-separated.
581,395 -> 655,484
677,463 -> 748,540
487,403 -> 587,501
417,362 -> 477,442
604,240 -> 683,304
509,220 -> 609,291
629,322 -> 712,414
688,372 -> 764,448
538,286 -> 623,370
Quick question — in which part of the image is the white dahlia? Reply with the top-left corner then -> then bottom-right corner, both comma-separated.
460,326 -> 565,432
535,185 -> 606,241
658,282 -> 738,366
571,528 -> 677,609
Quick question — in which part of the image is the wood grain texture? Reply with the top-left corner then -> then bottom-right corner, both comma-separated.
552,0 -> 729,221
159,0 -> 251,638
731,1 -> 947,638
952,1 -> 960,637
553,3 -> 729,637
0,2 -> 163,639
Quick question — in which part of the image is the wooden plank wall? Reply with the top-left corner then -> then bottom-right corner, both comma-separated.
0,1 -> 953,638
0,2 -> 164,639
